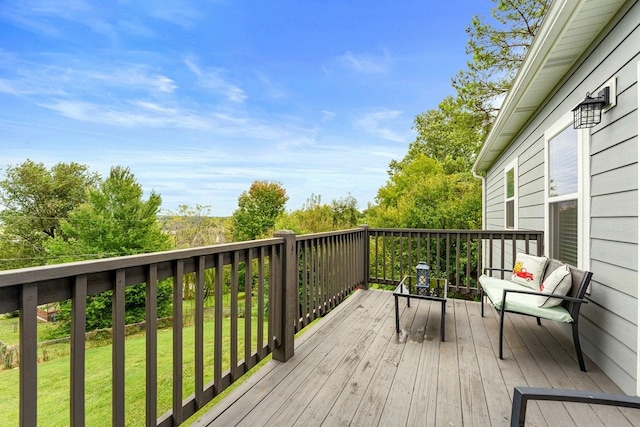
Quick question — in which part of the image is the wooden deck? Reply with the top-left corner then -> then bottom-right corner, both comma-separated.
194,288 -> 640,426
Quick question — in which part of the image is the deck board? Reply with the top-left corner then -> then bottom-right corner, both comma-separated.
194,289 -> 640,427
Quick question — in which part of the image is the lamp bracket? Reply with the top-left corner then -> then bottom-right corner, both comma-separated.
594,86 -> 610,106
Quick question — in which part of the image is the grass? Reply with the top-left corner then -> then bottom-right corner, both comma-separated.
0,315 -> 58,346
181,316 -> 321,425
0,313 -> 268,426
0,285 -> 323,425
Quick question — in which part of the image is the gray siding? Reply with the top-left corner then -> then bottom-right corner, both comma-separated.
484,0 -> 639,394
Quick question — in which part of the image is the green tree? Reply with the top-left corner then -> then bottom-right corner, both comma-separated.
401,96 -> 486,174
452,0 -> 551,120
0,159 -> 99,269
275,193 -> 361,234
46,166 -> 173,334
163,204 -> 225,249
162,204 -> 225,300
48,166 -> 170,259
330,194 -> 361,229
230,180 -> 288,241
373,0 -> 549,230
366,155 -> 481,230
275,194 -> 333,234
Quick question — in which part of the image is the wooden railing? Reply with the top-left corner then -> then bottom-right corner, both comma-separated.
367,228 -> 544,294
0,228 -> 365,426
295,228 -> 366,331
0,226 -> 539,425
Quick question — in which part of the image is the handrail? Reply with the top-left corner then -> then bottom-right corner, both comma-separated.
367,228 -> 543,293
0,229 -> 363,426
0,226 -> 541,425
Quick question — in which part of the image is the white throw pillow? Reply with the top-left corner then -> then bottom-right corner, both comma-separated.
511,253 -> 548,289
537,265 -> 572,308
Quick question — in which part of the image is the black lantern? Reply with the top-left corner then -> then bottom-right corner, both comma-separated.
416,261 -> 430,296
572,87 -> 610,129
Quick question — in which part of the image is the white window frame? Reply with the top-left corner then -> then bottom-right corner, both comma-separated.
636,61 -> 640,397
544,111 -> 590,269
504,158 -> 518,229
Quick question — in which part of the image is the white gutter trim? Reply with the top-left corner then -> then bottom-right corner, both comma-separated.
472,0 -> 579,176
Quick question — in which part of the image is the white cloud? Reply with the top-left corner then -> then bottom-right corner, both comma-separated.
185,59 -> 246,103
336,50 -> 391,74
37,100 -> 210,129
254,71 -> 288,100
151,3 -> 202,29
85,67 -> 177,93
0,57 -> 177,97
354,108 -> 407,143
321,110 -> 336,121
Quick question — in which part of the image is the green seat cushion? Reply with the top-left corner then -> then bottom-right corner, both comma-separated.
479,275 -> 573,323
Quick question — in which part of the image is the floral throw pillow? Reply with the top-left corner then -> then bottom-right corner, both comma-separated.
538,265 -> 572,308
511,253 -> 548,289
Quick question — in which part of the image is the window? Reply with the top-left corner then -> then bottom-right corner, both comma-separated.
505,160 -> 518,229
548,126 -> 578,265
545,113 -> 588,268
550,200 -> 578,266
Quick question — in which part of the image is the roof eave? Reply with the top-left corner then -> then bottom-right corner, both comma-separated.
472,0 -> 627,175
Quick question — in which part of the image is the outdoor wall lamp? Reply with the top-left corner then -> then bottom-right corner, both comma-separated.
572,86 -> 610,129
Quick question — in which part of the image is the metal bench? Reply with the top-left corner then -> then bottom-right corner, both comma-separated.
479,259 -> 593,371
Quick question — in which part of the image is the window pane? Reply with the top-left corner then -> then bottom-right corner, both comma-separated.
549,126 -> 578,197
506,200 -> 514,228
550,200 -> 578,266
506,168 -> 514,198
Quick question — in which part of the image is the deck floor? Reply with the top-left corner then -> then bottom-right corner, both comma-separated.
194,288 -> 640,426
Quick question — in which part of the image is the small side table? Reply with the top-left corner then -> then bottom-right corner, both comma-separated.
393,276 -> 448,341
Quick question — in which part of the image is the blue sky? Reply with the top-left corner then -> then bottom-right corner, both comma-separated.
1,0 -> 489,217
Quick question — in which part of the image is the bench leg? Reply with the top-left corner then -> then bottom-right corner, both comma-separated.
480,287 -> 485,317
394,295 -> 400,333
536,317 -> 541,326
499,307 -> 506,360
572,322 -> 586,372
440,300 -> 446,342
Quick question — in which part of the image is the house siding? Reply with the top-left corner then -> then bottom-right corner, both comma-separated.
484,1 -> 639,394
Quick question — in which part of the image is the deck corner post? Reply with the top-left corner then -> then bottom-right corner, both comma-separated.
359,224 -> 370,290
274,230 -> 296,362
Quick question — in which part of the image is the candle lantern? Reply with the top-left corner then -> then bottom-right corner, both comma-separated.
416,261 -> 430,296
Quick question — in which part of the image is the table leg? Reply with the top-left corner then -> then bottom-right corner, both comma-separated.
394,295 -> 400,333
440,300 -> 446,341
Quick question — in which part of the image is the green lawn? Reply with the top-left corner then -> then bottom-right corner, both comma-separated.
0,316 -> 268,426
0,315 -> 59,346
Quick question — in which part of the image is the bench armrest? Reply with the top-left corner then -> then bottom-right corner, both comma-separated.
483,267 -> 511,274
511,386 -> 640,427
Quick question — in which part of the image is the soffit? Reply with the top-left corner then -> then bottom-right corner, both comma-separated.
473,0 -> 628,174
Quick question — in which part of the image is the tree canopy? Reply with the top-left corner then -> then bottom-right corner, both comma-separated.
366,155 -> 481,230
230,180 -> 288,241
0,159 -> 99,268
453,0 -> 551,120
275,193 -> 361,234
45,166 -> 172,334
401,95 -> 486,174
370,0 -> 551,230
46,166 -> 170,260
163,204 -> 225,248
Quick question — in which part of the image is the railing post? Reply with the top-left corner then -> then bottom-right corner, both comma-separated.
273,230 -> 296,362
360,225 -> 370,289
20,283 -> 38,427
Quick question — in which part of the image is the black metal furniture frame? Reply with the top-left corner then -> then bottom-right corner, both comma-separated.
393,276 -> 446,341
510,386 -> 640,427
480,263 -> 592,371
